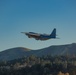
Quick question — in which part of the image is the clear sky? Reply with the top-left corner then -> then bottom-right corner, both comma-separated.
0,0 -> 76,51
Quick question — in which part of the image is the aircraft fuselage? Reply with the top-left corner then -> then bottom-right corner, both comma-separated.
21,28 -> 57,41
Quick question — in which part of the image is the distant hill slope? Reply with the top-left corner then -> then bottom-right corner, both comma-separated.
0,43 -> 76,61
35,43 -> 76,56
0,47 -> 31,61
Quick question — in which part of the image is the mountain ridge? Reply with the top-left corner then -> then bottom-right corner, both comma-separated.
0,43 -> 76,61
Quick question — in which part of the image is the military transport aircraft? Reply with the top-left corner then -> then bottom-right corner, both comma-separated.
21,28 -> 57,41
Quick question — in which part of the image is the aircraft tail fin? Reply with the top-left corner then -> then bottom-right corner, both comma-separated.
50,28 -> 56,38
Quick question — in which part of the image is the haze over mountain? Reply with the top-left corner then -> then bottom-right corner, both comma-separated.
0,43 -> 76,61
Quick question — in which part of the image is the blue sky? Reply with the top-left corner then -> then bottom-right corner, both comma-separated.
0,0 -> 76,51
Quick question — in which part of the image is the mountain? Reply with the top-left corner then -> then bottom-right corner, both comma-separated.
34,43 -> 76,56
0,43 -> 76,61
0,47 -> 31,61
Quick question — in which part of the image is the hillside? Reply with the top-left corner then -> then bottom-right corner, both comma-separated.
35,43 -> 76,56
0,43 -> 76,61
0,47 -> 31,61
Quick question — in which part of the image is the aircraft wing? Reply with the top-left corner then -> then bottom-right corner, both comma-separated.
21,32 -> 41,39
27,33 -> 40,36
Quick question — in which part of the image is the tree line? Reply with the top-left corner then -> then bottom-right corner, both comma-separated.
0,55 -> 76,75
